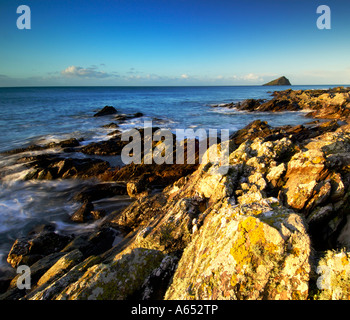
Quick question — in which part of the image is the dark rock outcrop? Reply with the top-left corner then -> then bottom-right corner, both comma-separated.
7,229 -> 72,268
70,202 -> 95,223
93,106 -> 117,117
61,227 -> 116,258
213,86 -> 350,122
73,183 -> 128,202
80,137 -> 128,156
18,155 -> 110,180
230,120 -> 274,146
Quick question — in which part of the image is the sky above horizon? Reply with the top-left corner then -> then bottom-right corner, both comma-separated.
0,0 -> 350,86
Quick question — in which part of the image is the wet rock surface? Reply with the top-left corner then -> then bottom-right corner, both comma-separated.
20,155 -> 110,180
6,227 -> 73,268
1,138 -> 82,155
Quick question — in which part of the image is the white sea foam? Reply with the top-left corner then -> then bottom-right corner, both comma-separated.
33,132 -> 82,145
210,107 -> 242,114
54,219 -> 101,235
1,168 -> 32,183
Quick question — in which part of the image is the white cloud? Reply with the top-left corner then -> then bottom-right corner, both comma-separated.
242,73 -> 262,81
181,74 -> 189,79
61,65 -> 111,78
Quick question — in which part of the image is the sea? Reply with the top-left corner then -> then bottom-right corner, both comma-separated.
0,85 -> 340,268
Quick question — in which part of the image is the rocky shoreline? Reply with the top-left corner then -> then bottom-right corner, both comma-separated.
212,86 -> 350,121
1,87 -> 350,300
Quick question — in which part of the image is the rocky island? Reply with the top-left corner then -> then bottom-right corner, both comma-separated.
1,87 -> 350,300
263,76 -> 291,86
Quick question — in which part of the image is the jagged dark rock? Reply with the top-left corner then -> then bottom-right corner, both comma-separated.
19,155 -> 110,180
80,137 -> 128,156
70,202 -> 95,223
6,229 -> 72,269
93,106 -> 117,117
73,183 -> 128,202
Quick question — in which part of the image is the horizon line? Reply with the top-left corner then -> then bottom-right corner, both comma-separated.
1,84 -> 349,89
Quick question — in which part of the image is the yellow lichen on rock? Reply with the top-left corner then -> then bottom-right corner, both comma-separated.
314,250 -> 350,300
54,248 -> 165,300
165,198 -> 311,300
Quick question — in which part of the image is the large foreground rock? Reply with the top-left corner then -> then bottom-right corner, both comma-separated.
165,199 -> 311,300
53,248 -> 165,300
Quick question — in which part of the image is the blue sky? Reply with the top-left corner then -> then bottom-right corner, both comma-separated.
0,0 -> 349,86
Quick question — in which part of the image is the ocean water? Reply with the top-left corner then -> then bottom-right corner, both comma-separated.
0,85 -> 339,152
0,85 -> 339,267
